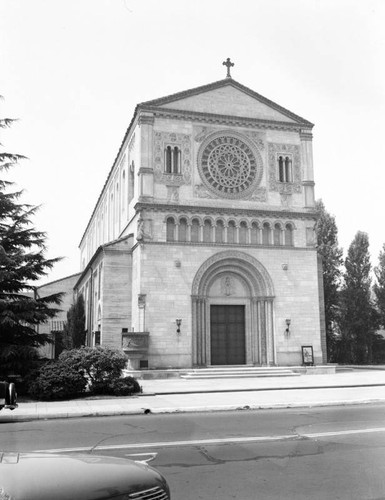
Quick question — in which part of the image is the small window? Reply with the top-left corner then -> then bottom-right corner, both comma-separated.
178,218 -> 188,242
165,146 -> 181,174
278,155 -> 292,182
239,222 -> 248,244
166,217 -> 176,241
250,222 -> 260,245
191,219 -> 200,242
285,224 -> 294,246
262,223 -> 271,245
274,223 -> 282,246
215,220 -> 224,244
227,221 -> 236,244
203,220 -> 212,242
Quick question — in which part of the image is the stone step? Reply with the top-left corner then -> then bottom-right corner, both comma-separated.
180,367 -> 300,379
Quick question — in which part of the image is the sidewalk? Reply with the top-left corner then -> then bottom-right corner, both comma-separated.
2,369 -> 385,422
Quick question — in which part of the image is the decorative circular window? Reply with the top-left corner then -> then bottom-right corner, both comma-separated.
197,131 -> 262,198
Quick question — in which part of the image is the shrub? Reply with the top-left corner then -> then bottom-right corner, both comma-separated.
107,376 -> 141,396
28,361 -> 87,400
59,346 -> 127,394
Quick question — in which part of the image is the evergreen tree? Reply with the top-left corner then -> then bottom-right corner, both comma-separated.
63,294 -> 86,349
339,232 -> 379,364
374,244 -> 385,329
0,103 -> 62,376
314,200 -> 343,361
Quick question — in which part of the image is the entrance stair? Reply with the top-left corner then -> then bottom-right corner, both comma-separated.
180,366 -> 300,379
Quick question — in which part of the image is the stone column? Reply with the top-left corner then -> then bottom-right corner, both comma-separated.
265,298 -> 275,365
138,113 -> 155,201
258,299 -> 267,365
300,129 -> 315,208
251,297 -> 259,364
192,297 -> 207,366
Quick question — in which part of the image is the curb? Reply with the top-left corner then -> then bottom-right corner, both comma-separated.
141,382 -> 385,396
2,398 -> 385,423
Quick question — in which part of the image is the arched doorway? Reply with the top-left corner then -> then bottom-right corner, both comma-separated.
191,251 -> 275,366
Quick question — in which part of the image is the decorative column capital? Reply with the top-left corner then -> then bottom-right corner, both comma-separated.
300,129 -> 313,141
138,114 -> 155,126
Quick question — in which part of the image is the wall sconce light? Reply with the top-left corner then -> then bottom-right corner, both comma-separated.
176,319 -> 182,334
285,318 -> 291,335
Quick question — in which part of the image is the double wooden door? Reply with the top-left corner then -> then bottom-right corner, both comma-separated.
210,305 -> 245,365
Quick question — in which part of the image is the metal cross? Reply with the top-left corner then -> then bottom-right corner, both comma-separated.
222,57 -> 234,78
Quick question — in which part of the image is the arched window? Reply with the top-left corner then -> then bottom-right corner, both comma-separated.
215,220 -> 224,243
278,155 -> 292,182
122,171 -> 126,217
203,220 -> 212,242
166,217 -> 176,242
227,221 -> 236,244
284,223 -> 294,246
178,218 -> 188,242
109,192 -> 114,240
278,156 -> 284,182
191,219 -> 200,242
251,222 -> 260,245
274,223 -> 282,246
165,146 -> 181,174
129,161 -> 135,202
239,222 -> 248,244
165,146 -> 172,173
262,223 -> 271,245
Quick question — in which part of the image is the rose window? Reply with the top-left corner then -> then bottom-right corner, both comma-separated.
198,133 -> 260,198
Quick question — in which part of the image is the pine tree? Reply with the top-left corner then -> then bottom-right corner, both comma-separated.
339,232 -> 379,364
374,244 -> 385,330
0,103 -> 62,376
314,200 -> 343,361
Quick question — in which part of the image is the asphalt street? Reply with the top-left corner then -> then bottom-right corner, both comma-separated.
2,404 -> 385,499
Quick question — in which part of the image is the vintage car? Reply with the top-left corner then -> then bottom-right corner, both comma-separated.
0,452 -> 171,499
0,382 -> 17,411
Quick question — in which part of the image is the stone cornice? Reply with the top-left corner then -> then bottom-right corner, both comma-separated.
139,105 -> 304,132
132,239 -> 316,252
134,202 -> 318,221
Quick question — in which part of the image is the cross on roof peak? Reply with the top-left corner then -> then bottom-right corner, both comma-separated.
222,57 -> 234,78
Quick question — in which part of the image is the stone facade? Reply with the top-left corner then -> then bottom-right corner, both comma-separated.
75,77 -> 325,369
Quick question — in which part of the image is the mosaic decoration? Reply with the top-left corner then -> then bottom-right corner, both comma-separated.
197,131 -> 263,199
154,131 -> 192,185
268,143 -> 302,194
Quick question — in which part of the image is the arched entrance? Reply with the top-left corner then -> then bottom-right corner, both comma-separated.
191,251 -> 275,366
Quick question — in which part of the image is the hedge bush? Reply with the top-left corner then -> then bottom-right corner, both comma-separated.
106,376 -> 141,396
27,346 -> 140,400
59,346 -> 127,393
28,362 -> 87,400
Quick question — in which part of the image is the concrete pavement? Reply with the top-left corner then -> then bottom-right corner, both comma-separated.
2,369 -> 385,422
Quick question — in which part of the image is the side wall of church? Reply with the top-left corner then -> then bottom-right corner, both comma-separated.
99,248 -> 132,349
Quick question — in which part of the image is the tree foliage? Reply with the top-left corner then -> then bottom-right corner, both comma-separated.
315,200 -> 343,361
63,294 -> 86,349
338,232 -> 379,363
0,101 -> 62,376
374,244 -> 385,330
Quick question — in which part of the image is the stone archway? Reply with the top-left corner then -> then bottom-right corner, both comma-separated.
191,251 -> 275,367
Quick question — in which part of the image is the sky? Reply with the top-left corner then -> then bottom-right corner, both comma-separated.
1,0 -> 385,284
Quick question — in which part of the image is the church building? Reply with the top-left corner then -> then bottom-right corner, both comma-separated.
75,60 -> 326,369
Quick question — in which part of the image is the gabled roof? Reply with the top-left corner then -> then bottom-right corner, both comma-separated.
138,78 -> 313,127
